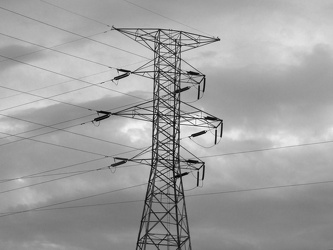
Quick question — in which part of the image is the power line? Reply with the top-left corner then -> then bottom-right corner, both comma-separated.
0,30 -> 109,65
0,130 -> 109,157
2,102 -> 333,188
0,112 -> 140,150
0,163 -> 142,197
0,162 -> 140,183
0,152 -> 142,185
1,178 -> 333,217
0,80 -> 146,112
28,199 -> 143,212
187,179 -> 333,197
0,84 -> 97,112
0,88 -> 155,152
0,182 -> 148,218
0,157 -> 106,184
0,167 -> 108,195
198,140 -> 333,159
0,53 -> 105,111
0,31 -> 113,68
0,5 -> 149,59
0,95 -> 155,151
0,53 -> 147,112
0,57 -> 150,102
3,126 -> 331,187
0,67 -> 120,101
0,120 -> 146,161
120,0 -> 213,36
0,69 -> 110,101
39,0 -> 111,27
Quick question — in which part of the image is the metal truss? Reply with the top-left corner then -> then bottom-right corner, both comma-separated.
109,27 -> 222,250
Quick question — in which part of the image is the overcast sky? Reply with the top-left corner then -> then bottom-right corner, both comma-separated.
1,0 -> 333,249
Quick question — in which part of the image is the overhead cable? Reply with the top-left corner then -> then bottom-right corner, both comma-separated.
0,130 -> 109,157
0,30 -> 109,64
0,112 -> 140,150
0,182 -> 148,218
0,5 -> 149,59
0,157 -> 106,184
198,140 -> 333,159
1,178 -> 333,217
0,31 -> 112,68
0,53 -> 147,112
39,0 -> 111,27
120,0 -> 213,36
0,84 -> 96,112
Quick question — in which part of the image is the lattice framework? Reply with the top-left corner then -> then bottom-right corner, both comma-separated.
109,27 -> 222,250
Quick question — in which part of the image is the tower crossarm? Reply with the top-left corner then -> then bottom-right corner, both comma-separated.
113,61 -> 207,98
110,100 -> 223,137
110,151 -> 206,187
112,26 -> 220,52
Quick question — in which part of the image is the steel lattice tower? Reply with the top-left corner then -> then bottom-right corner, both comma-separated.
103,27 -> 222,250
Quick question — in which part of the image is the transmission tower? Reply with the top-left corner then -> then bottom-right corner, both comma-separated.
96,27 -> 222,250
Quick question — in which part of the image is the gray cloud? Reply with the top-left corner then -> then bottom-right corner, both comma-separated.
203,44 -> 333,137
1,1 -> 333,250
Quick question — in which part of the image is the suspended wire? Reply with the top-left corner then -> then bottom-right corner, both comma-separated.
2,73 -> 332,177
186,179 -> 333,197
0,84 -> 97,112
1,178 -> 333,217
0,161 -> 141,184
0,95 -> 155,151
0,5 -> 149,59
0,130 -> 109,157
0,158 -> 143,197
0,170 -> 93,183
120,0 -> 214,37
0,7 -> 154,154
0,56 -> 151,110
2,103 -> 329,171
1,2 -> 331,224
0,53 -> 147,112
0,30 -> 109,64
26,199 -> 143,212
0,53 -> 103,111
198,139 -> 333,159
0,182 -> 148,218
0,164 -> 142,198
3,128 -> 332,190
0,161 -> 144,196
0,123 -> 147,159
39,0 -> 111,27
0,69 -> 108,102
21,169 -> 106,179
0,82 -> 156,150
0,157 -> 106,184
0,51 -> 152,154
0,31 -> 113,68
0,167 -> 108,195
0,112 -> 140,150
0,58 -> 149,102
0,114 -> 92,142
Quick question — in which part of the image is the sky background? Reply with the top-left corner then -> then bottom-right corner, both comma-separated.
1,0 -> 333,249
